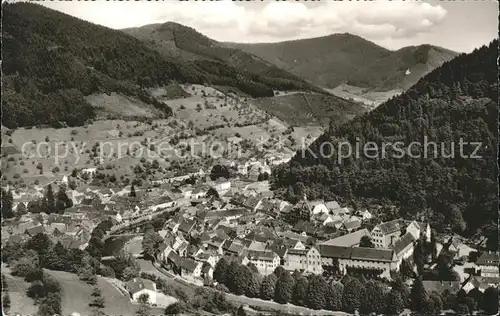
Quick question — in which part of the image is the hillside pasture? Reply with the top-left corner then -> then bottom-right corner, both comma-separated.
45,270 -> 167,316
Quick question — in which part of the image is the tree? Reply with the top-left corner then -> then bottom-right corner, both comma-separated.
164,302 -> 186,315
465,297 -> 477,315
136,293 -> 151,316
292,275 -> 309,307
245,273 -> 261,298
410,277 -> 428,312
225,261 -> 240,291
307,275 -> 328,310
260,273 -> 277,300
342,277 -> 365,313
16,202 -> 27,217
130,184 -> 136,197
392,277 -> 410,308
232,265 -> 252,295
2,292 -> 11,314
37,292 -> 62,316
385,290 -> 404,315
1,189 -> 14,219
236,305 -> 248,316
89,286 -> 105,309
273,266 -> 286,280
449,204 -> 466,233
141,230 -> 163,260
274,270 -> 294,304
454,303 -> 470,315
45,184 -> 56,214
400,258 -> 415,280
56,184 -> 73,212
482,287 -> 499,315
326,281 -> 343,311
361,280 -> 386,315
213,258 -> 229,285
25,233 -> 53,264
210,165 -> 230,180
45,241 -> 69,271
413,239 -> 425,275
122,266 -> 139,282
424,292 -> 443,315
359,235 -> 375,248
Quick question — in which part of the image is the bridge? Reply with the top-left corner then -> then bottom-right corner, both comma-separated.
100,253 -> 143,261
105,233 -> 144,237
103,206 -> 178,241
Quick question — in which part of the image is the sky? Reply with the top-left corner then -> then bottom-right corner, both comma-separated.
38,0 -> 498,53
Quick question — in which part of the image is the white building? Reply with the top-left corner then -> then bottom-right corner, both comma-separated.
371,219 -> 401,249
319,245 -> 400,279
126,278 -> 157,305
476,251 -> 500,278
247,250 -> 281,275
309,200 -> 329,215
284,247 -> 323,275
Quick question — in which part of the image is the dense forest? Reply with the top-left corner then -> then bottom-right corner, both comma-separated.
1,3 -> 322,128
271,40 -> 498,236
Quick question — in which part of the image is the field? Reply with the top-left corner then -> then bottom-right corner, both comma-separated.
1,84 -> 329,188
327,84 -> 403,110
45,270 -> 168,316
3,272 -> 38,316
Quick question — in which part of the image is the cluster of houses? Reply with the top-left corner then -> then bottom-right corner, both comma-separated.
3,163 -> 498,304
145,186 -> 434,282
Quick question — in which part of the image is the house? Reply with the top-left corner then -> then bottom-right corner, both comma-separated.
360,210 -> 373,221
178,218 -> 196,236
476,251 -> 500,278
325,201 -> 341,213
247,250 -> 281,275
406,221 -> 431,242
212,179 -> 231,195
392,232 -> 416,262
180,258 -> 203,281
25,224 -> 45,237
126,278 -> 157,304
223,240 -> 247,257
461,275 -> 499,293
308,200 -> 329,215
201,263 -> 214,280
422,281 -> 461,295
242,196 -> 263,212
320,229 -> 370,248
319,245 -> 399,279
284,247 -> 323,275
290,198 -> 312,222
158,243 -> 173,262
206,237 -> 227,255
342,220 -> 361,233
192,185 -> 209,200
147,195 -> 176,212
371,219 -> 402,249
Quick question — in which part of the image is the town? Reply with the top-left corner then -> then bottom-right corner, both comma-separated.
1,156 -> 498,316
1,1 -> 499,316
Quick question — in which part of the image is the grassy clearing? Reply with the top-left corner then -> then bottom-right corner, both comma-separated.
3,273 -> 38,316
45,270 -> 166,316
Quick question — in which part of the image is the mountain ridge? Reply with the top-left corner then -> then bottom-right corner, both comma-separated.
228,33 -> 459,91
1,3 -> 326,129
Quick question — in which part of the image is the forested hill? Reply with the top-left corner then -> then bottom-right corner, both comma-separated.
229,34 -> 457,91
123,22 -> 321,92
271,40 -> 498,236
1,3 -> 322,129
